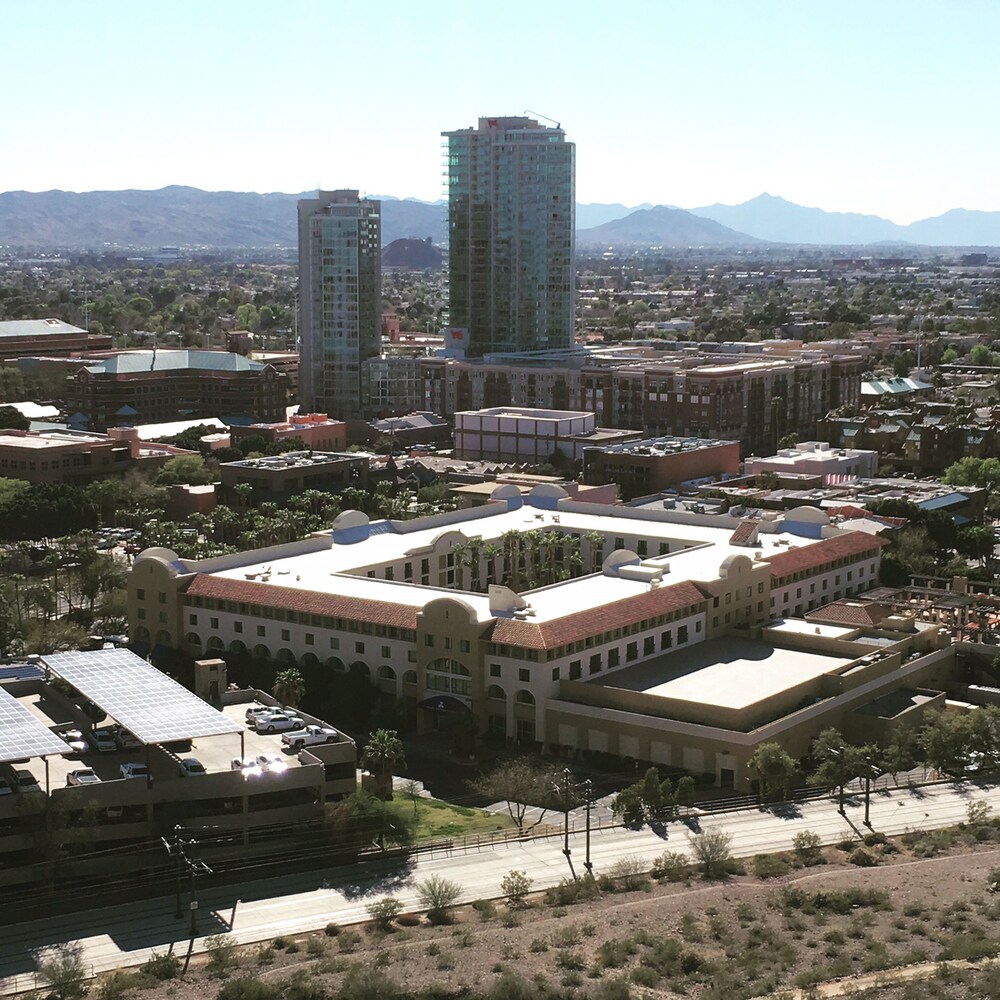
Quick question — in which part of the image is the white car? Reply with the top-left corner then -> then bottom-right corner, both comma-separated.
89,729 -> 117,753
178,758 -> 206,778
62,729 -> 89,754
254,713 -> 304,734
231,757 -> 262,777
256,753 -> 288,774
67,768 -> 101,787
282,725 -> 340,751
245,706 -> 288,724
119,762 -> 150,781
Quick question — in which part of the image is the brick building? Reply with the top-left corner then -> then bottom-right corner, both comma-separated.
0,318 -> 112,360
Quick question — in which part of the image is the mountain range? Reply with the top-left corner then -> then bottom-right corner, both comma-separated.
1,186 -> 999,249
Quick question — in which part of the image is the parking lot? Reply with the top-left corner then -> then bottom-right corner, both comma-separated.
12,696 -> 319,793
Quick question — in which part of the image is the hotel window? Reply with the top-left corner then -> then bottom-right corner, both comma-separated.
305,633 -> 314,645
424,635 -> 434,647
678,625 -> 689,644
569,661 -> 582,680
695,621 -> 702,633
460,639 -> 470,653
257,625 -> 266,637
518,668 -> 530,682
234,622 -> 243,634
490,663 -> 501,678
189,614 -> 197,625
281,629 -> 290,641
381,645 -> 391,658
210,617 -> 219,629
643,636 -> 655,656
137,608 -> 146,620
356,641 -> 365,653
626,641 -> 638,661
589,653 -> 601,674
551,667 -> 559,681
661,630 -> 672,649
329,637 -> 339,649
137,589 -> 145,600
608,648 -> 620,668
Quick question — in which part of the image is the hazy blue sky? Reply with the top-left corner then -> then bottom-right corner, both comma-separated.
5,1 -> 998,221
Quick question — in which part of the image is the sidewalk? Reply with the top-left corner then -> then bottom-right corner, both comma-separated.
2,778 -> 997,994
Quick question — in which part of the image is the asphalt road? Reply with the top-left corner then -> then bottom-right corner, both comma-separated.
2,778 -> 997,994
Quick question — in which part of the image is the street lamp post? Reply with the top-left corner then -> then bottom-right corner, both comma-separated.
583,779 -> 593,875
828,748 -> 846,816
561,768 -> 572,859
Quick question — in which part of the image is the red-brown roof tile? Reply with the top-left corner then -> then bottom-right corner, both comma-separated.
762,531 -> 886,580
805,600 -> 890,627
184,575 -> 418,630
729,519 -> 760,546
489,580 -> 710,650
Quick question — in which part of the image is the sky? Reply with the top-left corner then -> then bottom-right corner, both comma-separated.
4,1 -> 999,223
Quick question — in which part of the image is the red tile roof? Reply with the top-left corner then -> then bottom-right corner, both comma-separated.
827,505 -> 908,528
805,600 -> 890,628
489,580 -> 710,650
728,519 -> 760,546
762,531 -> 886,580
184,575 -> 419,630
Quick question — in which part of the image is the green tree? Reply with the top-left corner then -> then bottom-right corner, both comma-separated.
272,668 -> 306,708
942,347 -> 959,364
749,742 -> 798,802
34,942 -> 87,1000
360,728 -> 406,799
155,454 -> 215,486
920,710 -> 974,776
324,789 -> 414,852
970,344 -> 994,366
0,404 -> 30,430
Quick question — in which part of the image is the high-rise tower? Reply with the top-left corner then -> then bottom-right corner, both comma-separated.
298,190 -> 381,418
443,116 -> 574,356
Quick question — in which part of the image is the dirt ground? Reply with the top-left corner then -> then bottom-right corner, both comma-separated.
91,839 -> 1000,1000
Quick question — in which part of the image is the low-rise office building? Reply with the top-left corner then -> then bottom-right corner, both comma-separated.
745,441 -> 879,482
219,450 -> 368,506
128,488 -> 958,791
583,436 -> 740,499
454,406 -> 641,464
0,318 -> 113,360
229,413 -> 348,452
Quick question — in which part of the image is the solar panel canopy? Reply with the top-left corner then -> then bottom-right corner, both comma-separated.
0,687 -> 70,763
42,649 -> 242,745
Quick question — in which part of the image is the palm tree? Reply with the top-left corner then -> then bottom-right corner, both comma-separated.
501,530 -> 522,589
483,543 -> 501,588
272,668 -> 306,708
584,531 -> 604,573
360,728 -> 406,800
467,537 -> 484,591
451,541 -> 468,590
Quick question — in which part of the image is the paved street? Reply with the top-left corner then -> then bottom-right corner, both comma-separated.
2,778 -> 998,994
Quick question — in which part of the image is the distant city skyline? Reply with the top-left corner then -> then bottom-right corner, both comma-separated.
4,1 -> 999,224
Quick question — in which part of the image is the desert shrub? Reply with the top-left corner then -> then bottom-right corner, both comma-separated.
488,972 -> 537,1000
272,937 -> 288,949
472,899 -> 497,920
679,913 -> 703,943
324,923 -> 339,937
793,830 -> 823,864
417,875 -> 462,924
396,912 -> 422,927
689,827 -> 734,879
969,800 -> 993,826
95,971 -> 156,1000
216,977 -> 280,1000
593,979 -> 632,1000
849,848 -> 877,867
140,953 -> 179,981
500,909 -> 521,928
335,965 -> 401,1000
529,938 -> 549,953
285,942 -> 300,954
631,966 -> 660,987
862,831 -> 887,847
596,939 -> 638,968
283,971 -> 329,1000
366,896 -> 403,931
545,877 -> 600,906
938,934 -> 1000,962
306,937 -> 326,956
605,855 -> 649,891
753,853 -> 791,879
501,869 -> 534,908
35,942 -> 87,1000
651,850 -> 690,882
337,930 -> 361,953
206,934 -> 240,976
255,946 -> 275,966
552,924 -> 581,948
555,950 -> 585,970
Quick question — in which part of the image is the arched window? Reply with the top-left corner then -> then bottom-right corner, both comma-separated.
253,644 -> 271,660
185,632 -> 201,646
377,665 -> 397,681
326,657 -> 346,673
134,626 -> 150,643
350,662 -> 371,677
229,639 -> 247,655
515,690 -> 535,706
155,630 -> 171,645
486,685 -> 506,701
276,648 -> 296,665
207,636 -> 224,650
427,658 -> 471,696
402,669 -> 417,685
300,652 -> 320,669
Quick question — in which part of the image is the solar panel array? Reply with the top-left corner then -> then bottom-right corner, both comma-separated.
0,686 -> 70,763
43,649 -> 242,745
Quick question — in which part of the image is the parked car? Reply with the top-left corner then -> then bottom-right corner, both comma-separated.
230,757 -> 262,777
0,777 -> 12,796
89,729 -> 117,753
61,729 -> 89,754
114,728 -> 142,751
255,753 -> 288,773
245,705 -> 288,724
178,758 -> 206,778
282,725 -> 340,751
11,769 -> 41,793
119,763 -> 150,781
254,714 -> 304,734
67,768 -> 101,786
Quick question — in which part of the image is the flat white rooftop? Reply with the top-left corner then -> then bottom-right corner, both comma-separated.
589,637 -> 851,710
205,502 -> 828,624
767,619 -> 857,640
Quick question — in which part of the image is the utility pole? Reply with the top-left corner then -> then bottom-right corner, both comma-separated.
583,779 -> 593,875
557,767 -> 572,860
161,826 -> 213,934
828,747 -> 846,816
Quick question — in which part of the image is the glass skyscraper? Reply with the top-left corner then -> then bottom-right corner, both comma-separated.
297,190 -> 381,419
443,117 -> 575,357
